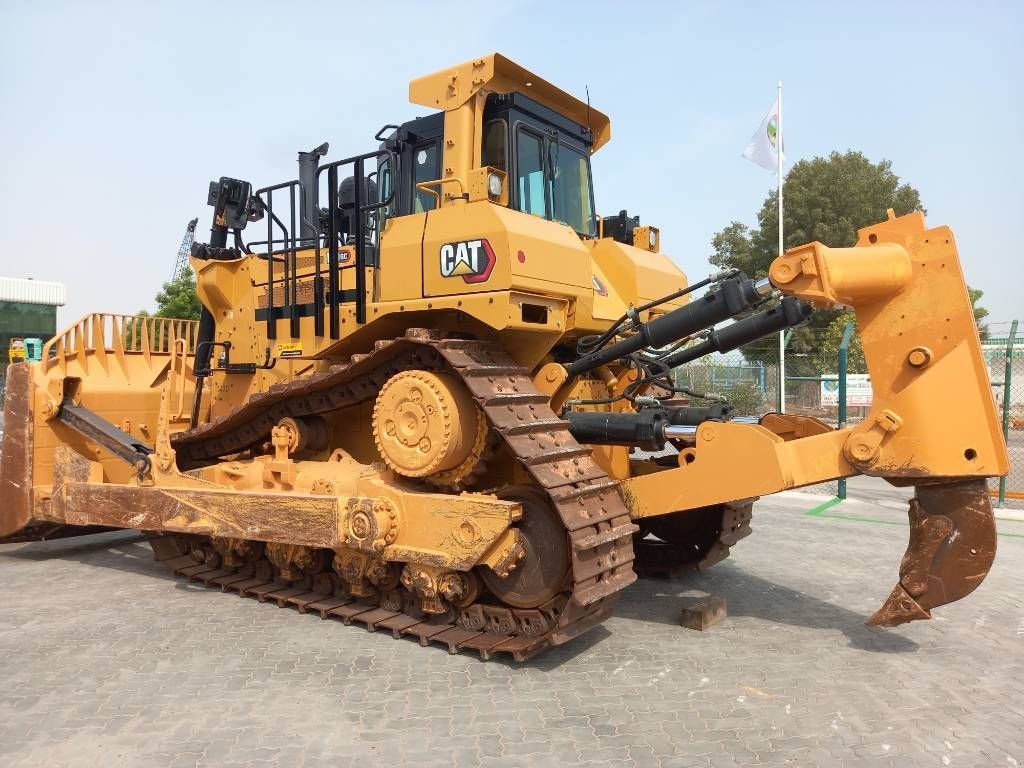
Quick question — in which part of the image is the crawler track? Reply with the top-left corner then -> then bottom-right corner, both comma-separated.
166,331 -> 639,660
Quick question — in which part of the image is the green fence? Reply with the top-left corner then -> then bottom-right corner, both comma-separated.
676,318 -> 1022,507
779,320 -> 1022,508
984,322 -> 1022,509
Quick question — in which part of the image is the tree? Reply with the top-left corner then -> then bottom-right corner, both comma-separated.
969,286 -> 990,340
152,268 -> 202,320
712,150 -> 923,278
128,268 -> 201,349
710,222 -> 758,278
711,150 -> 924,374
813,312 -> 866,375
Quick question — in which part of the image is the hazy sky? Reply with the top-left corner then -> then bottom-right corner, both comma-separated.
2,1 -> 1021,335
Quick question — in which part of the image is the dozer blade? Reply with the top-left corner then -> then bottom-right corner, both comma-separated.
867,478 -> 995,627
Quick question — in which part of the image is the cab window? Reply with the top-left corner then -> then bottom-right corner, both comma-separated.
516,128 -> 547,218
482,119 -> 507,171
413,141 -> 439,213
550,143 -> 594,236
377,158 -> 393,227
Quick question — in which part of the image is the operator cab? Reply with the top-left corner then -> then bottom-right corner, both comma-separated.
376,92 -> 597,238
195,54 -> 633,348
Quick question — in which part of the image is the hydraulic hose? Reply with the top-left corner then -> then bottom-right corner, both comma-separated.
577,269 -> 738,355
565,276 -> 772,378
659,296 -> 813,369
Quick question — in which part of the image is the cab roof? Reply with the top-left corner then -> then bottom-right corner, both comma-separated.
408,53 -> 611,153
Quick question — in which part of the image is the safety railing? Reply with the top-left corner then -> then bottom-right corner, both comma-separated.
316,149 -> 395,334
245,148 -> 396,344
42,314 -> 200,375
250,179 -> 303,342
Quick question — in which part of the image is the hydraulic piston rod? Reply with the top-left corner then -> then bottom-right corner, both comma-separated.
565,405 -> 731,451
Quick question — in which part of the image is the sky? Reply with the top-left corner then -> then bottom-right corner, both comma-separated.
1,1 -> 1021,335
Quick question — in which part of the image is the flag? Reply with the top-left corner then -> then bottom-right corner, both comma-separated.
743,96 -> 784,171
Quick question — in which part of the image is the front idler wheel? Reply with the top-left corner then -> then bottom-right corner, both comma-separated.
478,486 -> 569,609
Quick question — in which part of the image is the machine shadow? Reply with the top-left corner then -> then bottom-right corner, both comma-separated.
0,532 -> 619,668
0,531 -> 616,668
0,529 -> 917,659
0,530 -> 167,578
494,626 -> 615,671
615,561 -> 919,654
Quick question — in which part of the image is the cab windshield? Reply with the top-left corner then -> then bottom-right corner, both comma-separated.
514,125 -> 595,237
550,142 -> 593,236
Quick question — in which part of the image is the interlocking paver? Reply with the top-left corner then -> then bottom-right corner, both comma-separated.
1,497 -> 1022,767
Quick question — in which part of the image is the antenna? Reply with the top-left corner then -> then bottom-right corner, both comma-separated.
585,85 -> 593,140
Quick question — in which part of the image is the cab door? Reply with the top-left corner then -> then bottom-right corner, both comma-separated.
376,132 -> 441,302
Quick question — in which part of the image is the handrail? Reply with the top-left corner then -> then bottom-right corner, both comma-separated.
415,177 -> 467,207
316,148 -> 396,332
253,180 -> 303,340
243,148 -> 396,340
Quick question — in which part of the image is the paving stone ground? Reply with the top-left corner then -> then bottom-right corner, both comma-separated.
1,496 -> 1022,767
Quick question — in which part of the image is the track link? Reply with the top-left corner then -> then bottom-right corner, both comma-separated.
164,330 -> 638,660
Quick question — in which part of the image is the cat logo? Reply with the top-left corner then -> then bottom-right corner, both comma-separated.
439,238 -> 496,283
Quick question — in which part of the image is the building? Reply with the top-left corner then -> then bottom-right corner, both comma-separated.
1,277 -> 67,394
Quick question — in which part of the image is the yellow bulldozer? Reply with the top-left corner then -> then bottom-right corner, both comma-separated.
0,54 -> 1009,660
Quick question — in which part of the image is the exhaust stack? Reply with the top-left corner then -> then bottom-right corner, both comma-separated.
298,142 -> 329,244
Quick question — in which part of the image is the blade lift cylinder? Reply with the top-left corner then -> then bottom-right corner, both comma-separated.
565,276 -> 773,378
659,296 -> 813,369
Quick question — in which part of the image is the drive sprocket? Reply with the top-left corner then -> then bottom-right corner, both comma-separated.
371,369 -> 487,487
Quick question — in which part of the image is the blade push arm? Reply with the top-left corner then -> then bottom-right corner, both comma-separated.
621,210 -> 1009,626
625,209 -> 1007,508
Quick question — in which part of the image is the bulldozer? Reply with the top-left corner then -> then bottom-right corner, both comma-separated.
0,54 -> 1009,660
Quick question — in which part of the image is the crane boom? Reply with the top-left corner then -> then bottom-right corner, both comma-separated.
170,218 -> 199,282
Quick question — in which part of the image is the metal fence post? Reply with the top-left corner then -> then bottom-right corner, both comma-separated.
836,320 -> 856,500
998,319 -> 1018,507
778,329 -> 793,412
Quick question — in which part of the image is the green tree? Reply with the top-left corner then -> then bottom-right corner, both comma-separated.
711,150 -> 924,374
710,222 -> 758,278
723,380 -> 765,417
969,286 -> 989,340
711,150 -> 923,277
813,312 -> 866,375
152,268 -> 202,320
128,268 -> 201,349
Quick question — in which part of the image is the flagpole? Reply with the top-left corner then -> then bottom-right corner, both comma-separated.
777,80 -> 785,414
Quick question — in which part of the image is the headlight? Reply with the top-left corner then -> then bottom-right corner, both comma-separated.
649,229 -> 658,248
487,173 -> 503,198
